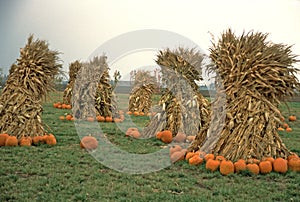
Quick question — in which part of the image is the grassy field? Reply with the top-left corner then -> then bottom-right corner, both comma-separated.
0,92 -> 300,201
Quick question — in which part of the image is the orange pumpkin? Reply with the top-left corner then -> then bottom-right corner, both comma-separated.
96,116 -> 105,122
5,136 -> 18,146
169,145 -> 182,156
288,158 -> 300,172
259,161 -> 272,174
220,160 -> 234,175
80,136 -> 98,150
66,114 -> 73,121
286,127 -> 293,132
273,158 -> 288,173
66,104 -> 72,109
287,154 -> 299,161
32,136 -> 43,145
19,137 -> 32,146
277,127 -> 285,131
160,130 -> 173,144
155,131 -> 163,140
246,163 -> 260,175
282,123 -> 289,129
189,155 -> 203,166
126,111 -> 132,115
139,112 -> 145,116
131,130 -> 141,139
170,151 -> 185,163
288,115 -> 297,121
204,153 -> 215,161
45,134 -> 57,146
263,157 -> 275,164
0,133 -> 9,146
59,116 -> 65,120
185,151 -> 196,161
133,111 -> 139,116
105,116 -> 113,122
205,159 -> 220,172
173,132 -> 186,143
234,159 -> 247,173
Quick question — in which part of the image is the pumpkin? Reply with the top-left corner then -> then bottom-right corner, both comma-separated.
287,154 -> 299,161
57,104 -> 62,109
156,131 -> 163,140
220,160 -> 234,175
277,127 -> 285,131
286,127 -> 292,132
273,157 -> 288,173
61,104 -> 67,109
131,130 -> 141,139
126,111 -> 132,115
80,136 -> 98,150
189,155 -> 203,166
19,136 -> 32,146
215,155 -> 226,162
288,115 -> 297,121
282,123 -> 289,129
96,116 -> 105,122
246,163 -> 260,175
0,133 -> 9,146
66,104 -> 72,109
169,145 -> 182,156
204,153 -> 215,161
66,114 -> 73,121
139,112 -> 145,116
288,158 -> 300,172
170,151 -> 185,163
59,116 -> 65,120
234,159 -> 247,173
32,136 -> 43,145
205,159 -> 220,172
133,111 -> 139,116
87,117 -> 95,122
262,156 -> 275,164
173,132 -> 186,143
160,130 -> 173,143
186,135 -> 195,142
259,161 -> 272,174
5,136 -> 18,146
185,151 -> 196,161
105,116 -> 113,122
45,134 -> 57,146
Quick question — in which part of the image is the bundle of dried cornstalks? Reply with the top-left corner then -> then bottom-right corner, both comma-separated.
63,60 -> 82,105
143,47 -> 211,138
128,70 -> 157,114
0,35 -> 62,139
189,29 -> 300,161
72,55 -> 119,119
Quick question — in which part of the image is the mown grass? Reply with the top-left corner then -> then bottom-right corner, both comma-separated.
0,92 -> 300,201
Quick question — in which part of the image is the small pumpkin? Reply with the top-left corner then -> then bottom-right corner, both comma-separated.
160,130 -> 173,144
277,127 -> 285,131
173,132 -> 186,143
45,134 -> 57,146
66,114 -> 73,121
80,136 -> 98,150
133,111 -> 139,116
96,116 -> 105,122
170,151 -> 185,163
169,145 -> 182,156
282,123 -> 289,129
131,130 -> 141,139
220,160 -> 234,175
205,159 -> 220,172
0,133 -> 9,146
288,115 -> 297,121
189,155 -> 203,166
139,112 -> 145,116
234,159 -> 247,173
287,154 -> 299,161
185,151 -> 197,161
204,153 -> 215,162
19,136 -> 32,146
286,127 -> 292,132
155,131 -> 163,140
5,136 -> 18,146
105,116 -> 113,122
273,157 -> 288,173
246,163 -> 260,175
288,158 -> 300,172
32,136 -> 43,145
259,161 -> 272,174
126,111 -> 132,115
59,116 -> 65,120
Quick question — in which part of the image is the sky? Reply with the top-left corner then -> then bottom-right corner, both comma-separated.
0,0 -> 300,81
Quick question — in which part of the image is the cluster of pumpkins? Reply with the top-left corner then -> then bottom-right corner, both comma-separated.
278,115 -> 297,132
0,133 -> 57,147
169,144 -> 300,175
53,102 -> 72,109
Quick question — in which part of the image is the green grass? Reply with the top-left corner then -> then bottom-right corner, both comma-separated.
0,92 -> 300,201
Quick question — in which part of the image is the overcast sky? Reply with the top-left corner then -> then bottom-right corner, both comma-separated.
0,0 -> 300,80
